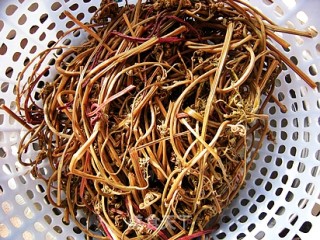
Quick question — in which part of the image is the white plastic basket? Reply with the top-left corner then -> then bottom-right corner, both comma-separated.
0,0 -> 319,239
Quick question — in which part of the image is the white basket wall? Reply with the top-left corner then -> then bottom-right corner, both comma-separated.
0,0 -> 319,239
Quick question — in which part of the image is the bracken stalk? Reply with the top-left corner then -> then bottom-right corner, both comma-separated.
1,0 -> 315,239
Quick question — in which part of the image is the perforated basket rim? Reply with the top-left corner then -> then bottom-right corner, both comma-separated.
0,0 -> 320,239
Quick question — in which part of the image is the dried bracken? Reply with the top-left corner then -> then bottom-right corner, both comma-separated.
1,0 -> 315,239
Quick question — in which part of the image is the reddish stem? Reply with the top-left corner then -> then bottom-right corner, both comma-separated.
98,215 -> 114,240
86,84 -> 136,117
133,215 -> 169,240
24,67 -> 50,124
110,31 -> 182,43
178,228 -> 218,240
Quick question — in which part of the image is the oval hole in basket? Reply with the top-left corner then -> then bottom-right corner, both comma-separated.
285,74 -> 292,84
300,148 -> 309,158
0,224 -> 10,238
44,214 -> 52,224
33,202 -> 43,211
6,29 -> 16,40
280,131 -> 288,140
15,194 -> 26,205
46,232 -> 56,240
66,21 -> 75,29
2,164 -> 12,174
291,178 -> 300,188
1,82 -> 9,92
296,11 -> 308,25
264,155 -> 272,163
39,32 -> 46,41
28,2 -> 38,12
270,119 -> 277,128
70,3 -> 79,11
290,56 -> 298,65
289,215 -> 299,227
23,231 -> 34,240
275,206 -> 285,216
305,183 -> 315,195
311,203 -> 320,216
232,207 -> 239,216
12,52 -> 21,62
275,187 -> 283,196
237,233 -> 246,239
29,25 -> 39,34
270,171 -> 278,179
257,194 -> 266,202
0,20 -> 3,32
53,225 -> 63,234
229,223 -> 237,232
0,116 -> 4,127
267,200 -> 275,210
285,191 -> 294,202
249,204 -> 257,213
292,103 -> 298,114
275,158 -> 282,167
73,226 -> 82,234
255,230 -> 265,240
34,222 -> 45,232
295,35 -> 304,45
18,175 -> 27,184
302,50 -> 312,61
26,190 -> 34,199
73,29 -> 81,37
282,174 -> 289,184
8,178 -> 17,190
292,131 -> 298,141
308,26 -> 318,37
216,232 -> 226,239
298,198 -> 309,209
267,217 -> 276,228
303,131 -> 310,142
24,207 -> 34,219
10,216 -> 23,228
77,12 -> 85,21
1,201 -> 12,214
283,0 -> 296,9
221,215 -> 231,223
29,45 -> 37,54
0,43 -> 8,55
47,22 -> 56,30
311,166 -> 320,177
6,4 -> 18,16
274,5 -> 284,17
240,198 -> 250,206
18,14 -> 27,25
20,38 -> 28,49
248,223 -> 256,232
260,167 -> 268,176
262,0 -> 273,5
299,221 -> 312,233
309,64 -> 318,76
39,13 -> 48,24
248,188 -> 256,198
290,146 -> 297,156
316,43 -> 320,54
88,6 -> 98,13
279,227 -> 290,238
51,2 -> 62,11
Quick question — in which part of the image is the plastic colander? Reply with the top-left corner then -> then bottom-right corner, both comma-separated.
0,0 -> 319,239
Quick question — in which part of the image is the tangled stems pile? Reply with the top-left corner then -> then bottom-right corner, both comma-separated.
5,0 -> 315,239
